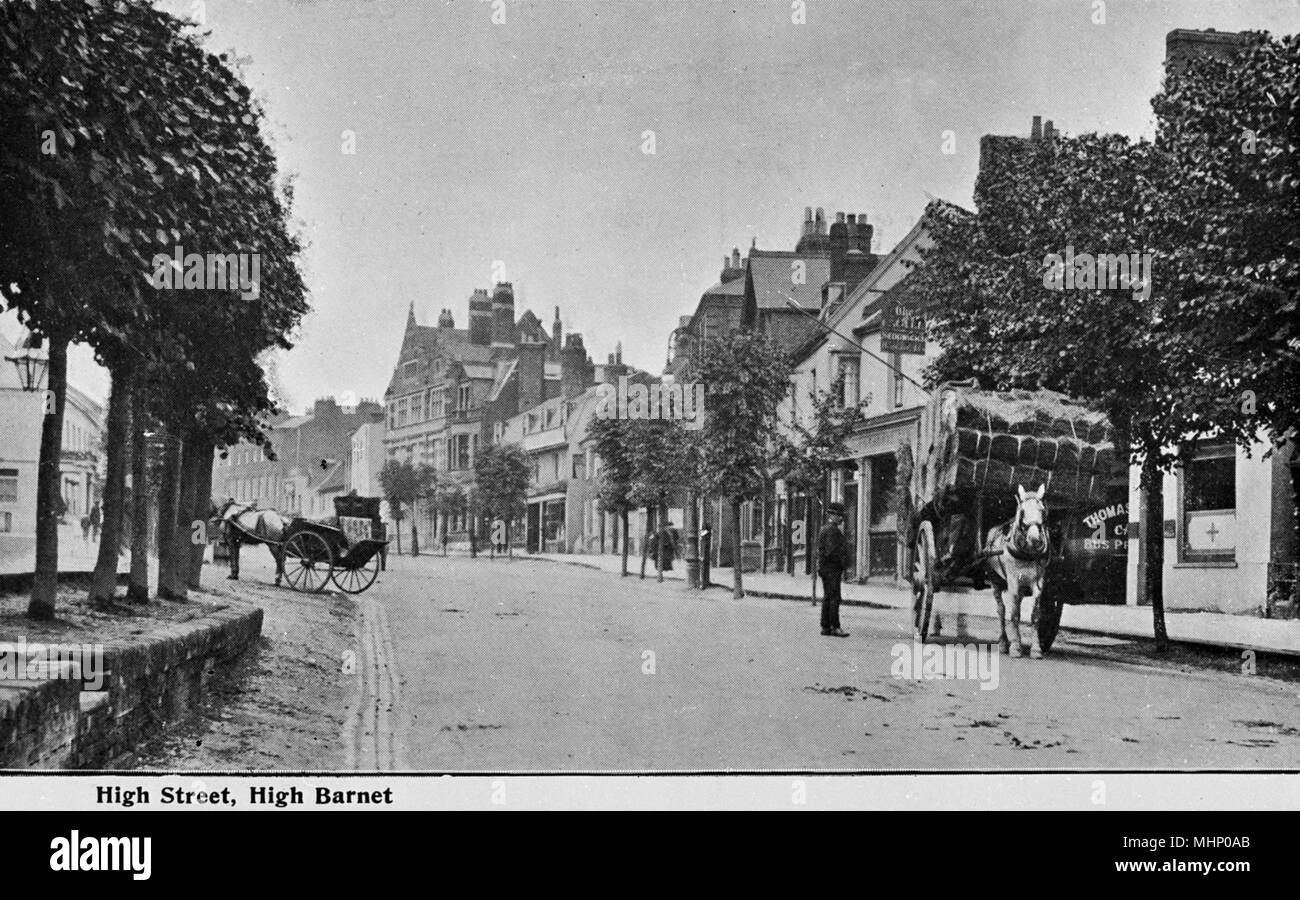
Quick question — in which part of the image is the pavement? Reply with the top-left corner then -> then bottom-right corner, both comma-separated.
0,522 -> 130,576
518,550 -> 1300,658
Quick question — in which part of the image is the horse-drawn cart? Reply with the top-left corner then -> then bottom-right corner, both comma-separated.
906,381 -> 1123,656
215,495 -> 388,595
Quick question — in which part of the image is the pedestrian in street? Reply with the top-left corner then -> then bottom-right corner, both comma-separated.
80,514 -> 91,546
89,501 -> 101,542
818,502 -> 850,638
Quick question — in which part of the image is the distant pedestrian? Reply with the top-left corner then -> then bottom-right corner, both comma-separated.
89,501 -> 101,542
80,515 -> 91,546
818,502 -> 850,638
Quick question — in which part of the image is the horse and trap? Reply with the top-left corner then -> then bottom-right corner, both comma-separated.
212,495 -> 389,595
904,381 -> 1125,658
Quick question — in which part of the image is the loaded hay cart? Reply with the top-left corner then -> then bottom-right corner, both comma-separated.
906,380 -> 1124,650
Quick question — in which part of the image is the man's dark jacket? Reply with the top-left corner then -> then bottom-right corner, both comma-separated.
817,523 -> 849,576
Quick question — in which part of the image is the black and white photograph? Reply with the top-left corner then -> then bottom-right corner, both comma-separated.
0,0 -> 1297,851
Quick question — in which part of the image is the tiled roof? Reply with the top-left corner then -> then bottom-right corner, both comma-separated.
747,251 -> 830,311
702,277 -> 745,298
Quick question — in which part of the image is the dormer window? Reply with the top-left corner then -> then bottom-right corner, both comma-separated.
402,360 -> 418,380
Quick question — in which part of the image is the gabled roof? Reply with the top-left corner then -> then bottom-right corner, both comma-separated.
701,277 -> 746,299
747,250 -> 831,311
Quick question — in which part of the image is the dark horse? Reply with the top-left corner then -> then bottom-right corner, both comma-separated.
212,498 -> 291,586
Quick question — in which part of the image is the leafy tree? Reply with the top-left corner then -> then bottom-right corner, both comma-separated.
910,35 -> 1300,648
1151,32 -> 1300,570
379,459 -> 421,556
590,415 -> 637,576
474,443 -> 531,559
695,332 -> 793,598
0,0 -> 307,613
775,374 -> 868,596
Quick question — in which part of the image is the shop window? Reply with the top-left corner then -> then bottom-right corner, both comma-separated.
0,511 -> 10,532
870,454 -> 898,528
1180,444 -> 1236,562
0,469 -> 17,504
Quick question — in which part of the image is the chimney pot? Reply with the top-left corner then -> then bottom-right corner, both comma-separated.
804,206 -> 812,222
731,247 -> 740,268
1031,115 -> 1043,140
836,211 -> 845,224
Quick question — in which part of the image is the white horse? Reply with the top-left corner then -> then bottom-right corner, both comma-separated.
214,498 -> 291,585
984,484 -> 1052,658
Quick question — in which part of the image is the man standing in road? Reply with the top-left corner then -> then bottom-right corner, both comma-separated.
818,502 -> 850,638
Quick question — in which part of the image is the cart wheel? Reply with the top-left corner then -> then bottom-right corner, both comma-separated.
283,531 -> 334,594
912,521 -> 937,642
1036,594 -> 1062,654
332,552 -> 380,594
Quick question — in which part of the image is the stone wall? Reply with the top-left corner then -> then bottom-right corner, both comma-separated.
0,604 -> 263,769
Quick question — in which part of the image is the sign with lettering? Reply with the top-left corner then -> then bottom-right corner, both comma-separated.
880,300 -> 926,355
1075,501 -> 1128,555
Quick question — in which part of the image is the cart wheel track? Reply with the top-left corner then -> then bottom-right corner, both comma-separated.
345,596 -> 402,770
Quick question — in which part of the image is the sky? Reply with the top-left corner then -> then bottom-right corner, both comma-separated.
30,0 -> 1299,410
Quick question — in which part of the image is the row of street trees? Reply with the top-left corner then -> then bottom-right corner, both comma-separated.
0,0 -> 309,618
378,442 -> 531,560
910,31 -> 1298,649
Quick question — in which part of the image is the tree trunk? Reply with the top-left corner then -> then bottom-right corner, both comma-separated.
128,381 -> 150,602
410,517 -> 419,556
507,519 -> 514,560
620,508 -> 630,576
393,511 -> 402,555
684,490 -> 699,589
656,497 -> 668,583
28,333 -> 69,620
188,436 -> 214,590
730,495 -> 744,599
784,487 -> 794,575
639,505 -> 651,579
165,434 -> 200,602
155,431 -> 183,599
810,492 -> 820,606
89,362 -> 132,604
1141,450 -> 1168,652
473,502 -> 483,559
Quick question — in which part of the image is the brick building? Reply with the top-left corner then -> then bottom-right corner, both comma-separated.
213,396 -> 385,519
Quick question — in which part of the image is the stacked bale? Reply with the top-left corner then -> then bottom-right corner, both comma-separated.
922,385 -> 1120,507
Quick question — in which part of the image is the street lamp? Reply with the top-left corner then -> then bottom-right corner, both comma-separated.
6,331 -> 48,392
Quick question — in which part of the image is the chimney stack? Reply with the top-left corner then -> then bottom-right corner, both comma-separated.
803,206 -> 813,235
829,211 -> 849,284
615,341 -> 623,365
437,308 -> 455,328
491,282 -> 515,347
1165,28 -> 1250,77
516,340 -> 546,414
468,289 -> 492,345
855,213 -> 872,254
549,307 -> 562,361
814,207 -> 826,235
1031,115 -> 1042,141
561,333 -> 593,400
